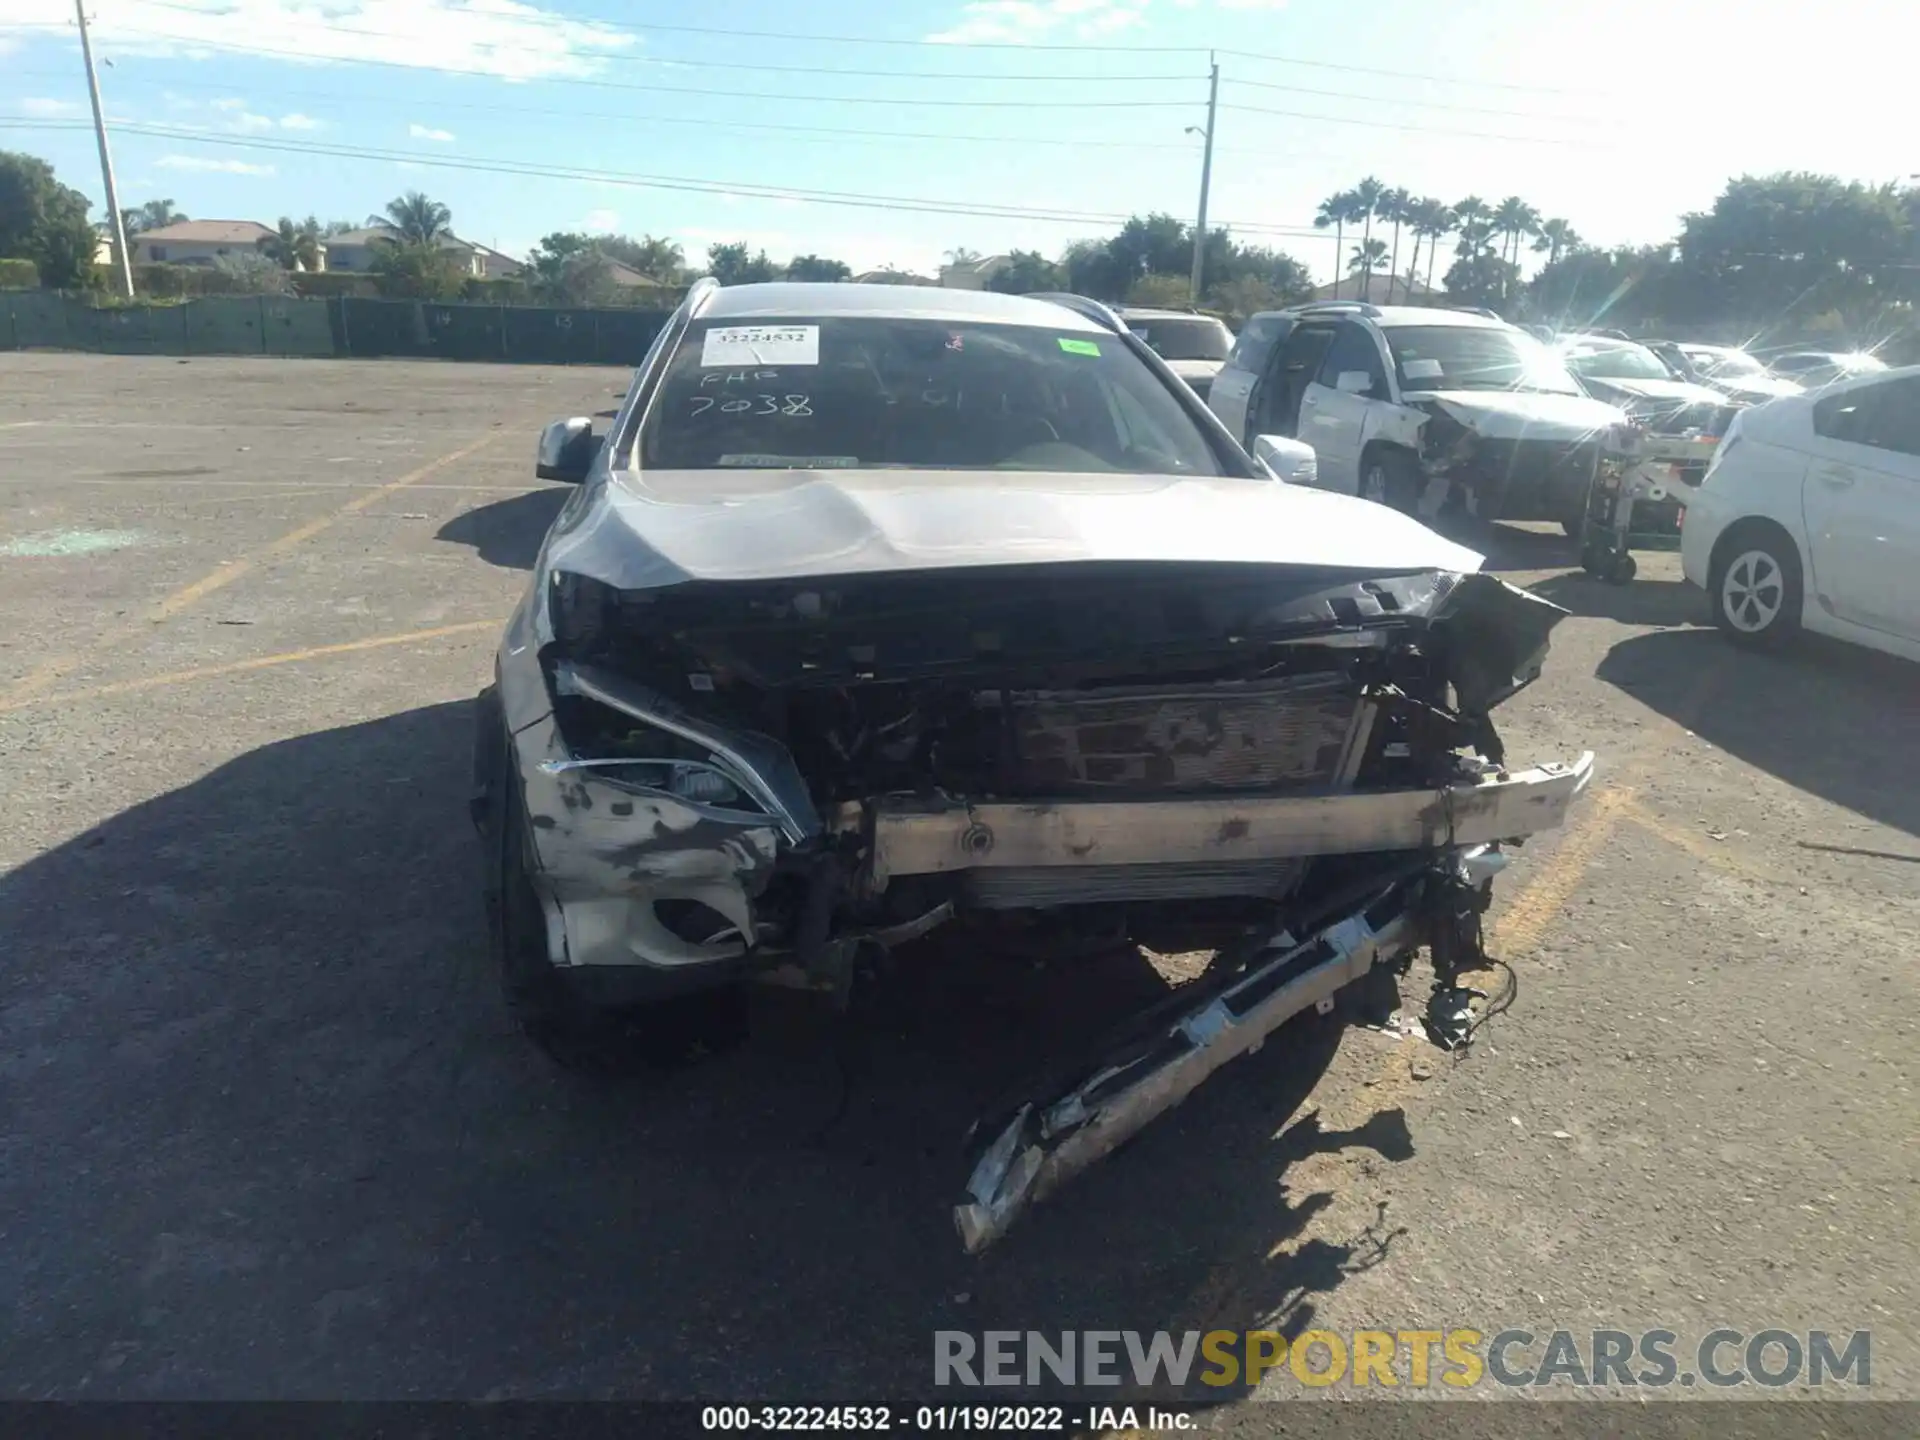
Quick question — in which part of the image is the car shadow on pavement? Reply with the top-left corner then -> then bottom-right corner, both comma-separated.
1531,573 -> 1705,629
434,485 -> 571,570
1597,627 -> 1920,838
0,700 -> 1417,1399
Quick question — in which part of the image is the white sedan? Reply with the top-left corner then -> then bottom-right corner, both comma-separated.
1681,363 -> 1920,661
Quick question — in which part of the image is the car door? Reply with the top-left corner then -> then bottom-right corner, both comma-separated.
1207,314 -> 1289,443
1801,374 -> 1920,639
1297,321 -> 1389,494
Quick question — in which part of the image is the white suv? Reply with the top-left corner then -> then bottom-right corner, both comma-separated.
1207,302 -> 1629,530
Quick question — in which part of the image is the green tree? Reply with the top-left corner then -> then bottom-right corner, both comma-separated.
1126,272 -> 1192,307
1348,237 -> 1389,296
259,215 -> 324,271
1442,248 -> 1518,310
1314,190 -> 1351,300
985,248 -> 1065,294
370,239 -> 466,299
785,253 -> 852,282
214,250 -> 294,295
375,191 -> 453,246
1207,273 -> 1281,322
704,241 -> 778,285
598,233 -> 684,280
0,150 -> 99,289
120,198 -> 187,236
1533,217 -> 1581,267
1452,196 -> 1492,251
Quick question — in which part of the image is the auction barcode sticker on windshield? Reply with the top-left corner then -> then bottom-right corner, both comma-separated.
1402,358 -> 1444,380
701,325 -> 819,367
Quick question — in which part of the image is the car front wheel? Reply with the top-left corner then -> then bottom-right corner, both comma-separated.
1359,450 -> 1422,513
1709,531 -> 1802,648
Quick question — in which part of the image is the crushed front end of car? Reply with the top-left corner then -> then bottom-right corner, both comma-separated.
486,533 -> 1590,1247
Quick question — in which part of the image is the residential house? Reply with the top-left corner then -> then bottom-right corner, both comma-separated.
466,241 -> 525,280
131,220 -> 279,268
324,226 -> 486,277
938,254 -> 1011,290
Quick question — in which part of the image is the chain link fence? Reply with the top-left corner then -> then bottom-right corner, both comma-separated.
0,293 -> 670,365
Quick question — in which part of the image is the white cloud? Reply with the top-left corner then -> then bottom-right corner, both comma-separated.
21,97 -> 82,118
278,113 -> 322,130
928,0 -> 1149,43
0,0 -> 640,82
158,154 -> 276,175
409,123 -> 457,143
582,209 -> 619,233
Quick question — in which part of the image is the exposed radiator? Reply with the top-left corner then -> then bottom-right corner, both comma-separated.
965,859 -> 1306,909
986,674 -> 1360,794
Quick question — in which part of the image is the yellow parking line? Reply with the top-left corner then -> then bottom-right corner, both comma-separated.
1,431 -> 502,704
0,621 -> 500,715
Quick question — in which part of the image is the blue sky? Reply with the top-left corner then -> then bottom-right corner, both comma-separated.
1,0 -> 1908,282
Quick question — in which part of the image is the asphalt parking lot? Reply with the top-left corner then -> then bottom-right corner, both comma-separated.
2,353 -> 1916,1410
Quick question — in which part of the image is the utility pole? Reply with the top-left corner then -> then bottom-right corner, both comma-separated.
75,0 -> 133,299
1188,55 -> 1219,307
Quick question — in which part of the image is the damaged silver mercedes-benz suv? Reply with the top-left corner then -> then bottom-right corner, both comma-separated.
472,280 -> 1593,1251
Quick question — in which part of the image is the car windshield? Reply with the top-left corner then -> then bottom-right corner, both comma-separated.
1124,316 -> 1233,363
1560,341 -> 1675,381
639,316 -> 1226,476
1384,325 -> 1582,395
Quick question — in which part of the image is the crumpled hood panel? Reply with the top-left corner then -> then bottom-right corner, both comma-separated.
540,466 -> 1486,592
1406,388 -> 1627,441
1579,375 -> 1727,406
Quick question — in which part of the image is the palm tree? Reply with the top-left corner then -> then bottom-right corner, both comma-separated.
1348,238 -> 1389,297
1314,190 -> 1351,299
1378,186 -> 1411,303
1414,198 -> 1455,297
375,191 -> 453,246
258,215 -> 323,272
1452,195 -> 1492,248
1351,176 -> 1386,283
1533,217 -> 1580,267
945,246 -> 983,267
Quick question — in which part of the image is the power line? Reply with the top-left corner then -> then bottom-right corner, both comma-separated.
121,0 -> 1195,82
124,0 -> 1213,54
0,117 -> 1332,238
1220,101 -> 1618,148
1216,46 -> 1597,95
1221,75 -> 1606,123
102,27 -> 1200,107
5,67 -> 1209,154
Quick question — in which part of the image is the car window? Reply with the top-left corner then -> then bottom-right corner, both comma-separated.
1226,315 -> 1289,375
1384,325 -> 1582,395
1560,340 -> 1675,381
639,316 -> 1225,476
1125,316 -> 1232,363
1313,323 -> 1387,393
1814,376 -> 1920,458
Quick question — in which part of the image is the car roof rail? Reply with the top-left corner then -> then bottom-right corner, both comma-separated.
686,275 -> 721,317
1291,301 -> 1382,318
1030,292 -> 1125,333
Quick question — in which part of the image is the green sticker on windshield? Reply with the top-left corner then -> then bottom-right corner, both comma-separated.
1057,338 -> 1101,356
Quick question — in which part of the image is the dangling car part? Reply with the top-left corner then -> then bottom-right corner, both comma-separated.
473,279 -> 1597,1249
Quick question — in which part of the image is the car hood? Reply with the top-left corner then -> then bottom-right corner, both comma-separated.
1576,375 -> 1726,406
539,466 -> 1486,593
1711,374 -> 1801,400
1405,388 -> 1628,441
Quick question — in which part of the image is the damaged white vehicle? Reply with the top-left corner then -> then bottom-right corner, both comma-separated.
472,281 -> 1594,1252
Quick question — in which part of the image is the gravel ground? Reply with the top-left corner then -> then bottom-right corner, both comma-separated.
1,354 -> 1913,1421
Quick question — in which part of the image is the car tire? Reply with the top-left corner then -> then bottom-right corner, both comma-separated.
1708,527 -> 1802,649
474,686 -> 625,1069
1359,449 -> 1422,514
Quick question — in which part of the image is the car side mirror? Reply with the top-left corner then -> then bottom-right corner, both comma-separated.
1252,434 -> 1318,485
535,417 -> 602,483
1335,370 -> 1374,396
